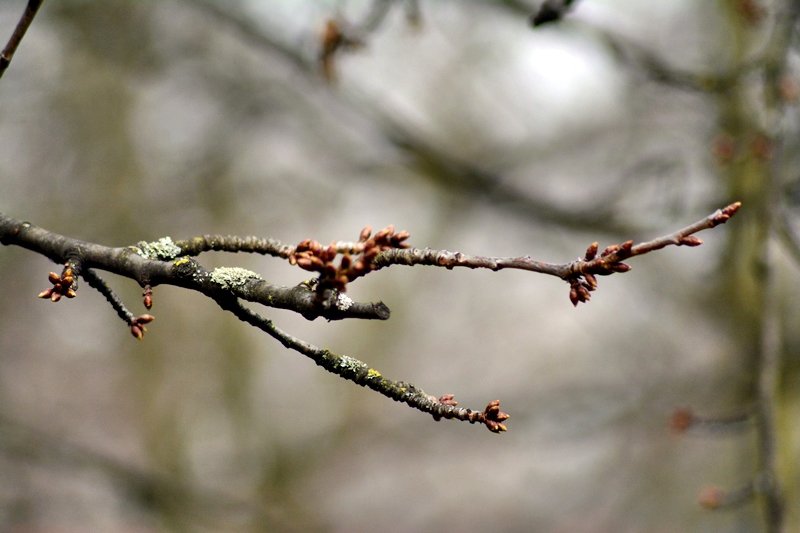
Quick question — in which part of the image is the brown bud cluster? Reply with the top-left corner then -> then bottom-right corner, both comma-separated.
482,400 -> 510,433
37,265 -> 77,303
568,276 -> 594,306
568,239 -> 638,305
129,314 -> 155,340
430,393 -> 460,421
290,225 -> 410,293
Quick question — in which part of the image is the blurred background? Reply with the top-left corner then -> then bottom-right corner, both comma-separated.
1,0 -> 799,531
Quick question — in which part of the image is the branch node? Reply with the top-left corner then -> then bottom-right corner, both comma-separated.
38,261 -> 80,303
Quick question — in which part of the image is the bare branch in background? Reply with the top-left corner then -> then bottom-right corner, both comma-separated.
184,0 -> 635,235
530,0 -> 578,27
0,0 -> 44,79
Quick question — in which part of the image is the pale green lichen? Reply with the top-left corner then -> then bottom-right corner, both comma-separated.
336,355 -> 366,372
133,237 -> 182,260
210,267 -> 263,290
336,293 -> 353,311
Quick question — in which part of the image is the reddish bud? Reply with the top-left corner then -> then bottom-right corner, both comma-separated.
48,272 -> 60,284
295,257 -> 314,270
130,325 -> 143,340
584,273 -> 598,290
136,314 -> 155,324
584,242 -> 598,261
38,288 -> 53,299
483,400 -> 509,433
601,244 -> 620,257
569,287 -> 579,306
394,230 -> 410,243
438,394 -> 458,406
723,202 -> 742,217
618,240 -> 634,258
359,226 -> 372,242
610,262 -> 631,273
679,235 -> 703,247
577,285 -> 591,302
363,247 -> 380,262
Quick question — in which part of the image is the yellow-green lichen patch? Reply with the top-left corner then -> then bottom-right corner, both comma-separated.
210,267 -> 263,290
134,237 -> 182,260
173,257 -> 191,266
366,368 -> 382,380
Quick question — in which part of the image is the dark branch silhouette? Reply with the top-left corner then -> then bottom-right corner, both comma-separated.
0,0 -> 44,79
0,204 -> 739,431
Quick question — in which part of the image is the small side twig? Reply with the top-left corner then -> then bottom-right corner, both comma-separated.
0,0 -> 45,79
215,296 -> 509,433
82,268 -> 154,339
373,202 -> 741,305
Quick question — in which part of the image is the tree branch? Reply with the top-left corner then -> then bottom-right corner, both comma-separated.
372,202 -> 741,305
0,213 -> 389,322
0,0 -> 44,79
0,203 -> 739,431
215,295 -> 510,433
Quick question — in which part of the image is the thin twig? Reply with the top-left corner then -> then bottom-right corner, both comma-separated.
372,202 -> 741,304
215,296 -> 509,432
0,0 -> 45,79
0,213 -> 389,321
81,268 -> 135,324
172,234 -> 295,259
